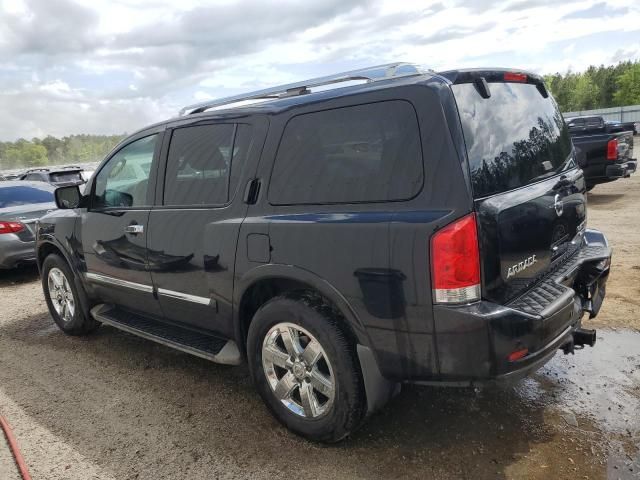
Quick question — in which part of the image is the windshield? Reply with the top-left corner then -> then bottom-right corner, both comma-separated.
0,185 -> 55,208
452,82 -> 573,198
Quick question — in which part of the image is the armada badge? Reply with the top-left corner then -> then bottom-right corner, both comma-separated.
507,254 -> 537,279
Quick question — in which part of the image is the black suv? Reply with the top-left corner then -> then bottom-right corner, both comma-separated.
36,63 -> 612,442
20,166 -> 86,187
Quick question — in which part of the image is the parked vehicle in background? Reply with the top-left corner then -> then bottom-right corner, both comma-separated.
568,122 -> 636,190
80,170 -> 94,183
605,120 -> 637,135
0,181 -> 56,268
0,173 -> 22,181
37,64 -> 611,442
566,115 -> 637,135
19,166 -> 86,187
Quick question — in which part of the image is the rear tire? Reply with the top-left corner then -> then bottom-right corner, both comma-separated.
247,292 -> 366,443
42,254 -> 100,335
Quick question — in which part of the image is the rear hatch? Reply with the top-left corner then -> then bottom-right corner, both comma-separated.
445,70 -> 586,305
50,170 -> 84,186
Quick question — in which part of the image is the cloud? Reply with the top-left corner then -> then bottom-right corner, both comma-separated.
409,22 -> 497,45
0,0 -> 638,141
561,2 -> 629,20
0,0 -> 99,58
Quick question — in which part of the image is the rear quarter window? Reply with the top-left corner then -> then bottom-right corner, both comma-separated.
268,100 -> 423,205
453,82 -> 573,198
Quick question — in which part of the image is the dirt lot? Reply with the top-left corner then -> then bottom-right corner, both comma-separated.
1,153 -> 639,479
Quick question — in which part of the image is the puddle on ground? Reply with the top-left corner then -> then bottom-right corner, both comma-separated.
521,329 -> 640,437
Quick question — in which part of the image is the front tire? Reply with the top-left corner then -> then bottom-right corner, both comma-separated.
42,254 -> 100,335
247,293 -> 366,443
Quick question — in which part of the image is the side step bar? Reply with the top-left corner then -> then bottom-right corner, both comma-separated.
90,304 -> 242,365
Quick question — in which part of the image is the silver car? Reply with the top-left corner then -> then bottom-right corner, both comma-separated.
0,181 -> 56,269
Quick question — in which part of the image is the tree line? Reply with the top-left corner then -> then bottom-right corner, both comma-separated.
0,134 -> 125,170
544,59 -> 640,112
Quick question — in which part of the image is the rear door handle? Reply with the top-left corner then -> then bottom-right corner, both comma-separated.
124,224 -> 144,235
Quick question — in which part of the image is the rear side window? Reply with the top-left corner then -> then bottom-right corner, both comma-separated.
585,117 -> 602,128
453,82 -> 573,198
164,124 -> 235,206
269,101 -> 423,205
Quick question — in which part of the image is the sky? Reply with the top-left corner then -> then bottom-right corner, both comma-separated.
0,0 -> 639,141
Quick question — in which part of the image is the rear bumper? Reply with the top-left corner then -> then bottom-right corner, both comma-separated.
0,235 -> 37,268
429,229 -> 611,382
605,160 -> 636,179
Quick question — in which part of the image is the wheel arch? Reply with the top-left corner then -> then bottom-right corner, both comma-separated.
234,264 -> 370,355
38,238 -> 93,316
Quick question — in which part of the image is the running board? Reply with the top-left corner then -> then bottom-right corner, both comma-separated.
90,304 -> 242,365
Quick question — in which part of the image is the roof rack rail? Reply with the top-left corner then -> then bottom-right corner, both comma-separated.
179,62 -> 425,116
25,168 -> 49,173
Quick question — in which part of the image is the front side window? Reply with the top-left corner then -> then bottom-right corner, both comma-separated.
93,134 -> 157,208
164,124 -> 236,206
269,101 -> 423,205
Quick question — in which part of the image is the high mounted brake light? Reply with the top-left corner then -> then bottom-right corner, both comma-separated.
431,213 -> 481,304
0,221 -> 25,234
504,72 -> 527,83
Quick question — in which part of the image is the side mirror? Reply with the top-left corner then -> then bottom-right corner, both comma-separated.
55,185 -> 82,209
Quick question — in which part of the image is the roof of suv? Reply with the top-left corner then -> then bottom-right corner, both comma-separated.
125,64 -> 442,140
120,64 -> 545,148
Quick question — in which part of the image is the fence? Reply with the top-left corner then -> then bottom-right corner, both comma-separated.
563,104 -> 640,123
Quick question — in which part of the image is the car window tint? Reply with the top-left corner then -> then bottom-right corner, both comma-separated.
0,185 -> 54,208
453,82 -> 573,198
93,134 -> 157,208
269,101 -> 423,205
585,117 -> 601,127
164,124 -> 235,206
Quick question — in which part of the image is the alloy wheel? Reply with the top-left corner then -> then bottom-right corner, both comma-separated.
47,267 -> 75,323
262,322 -> 335,418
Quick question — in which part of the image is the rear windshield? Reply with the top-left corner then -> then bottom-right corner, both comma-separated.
0,185 -> 54,208
50,171 -> 83,183
452,82 -> 573,198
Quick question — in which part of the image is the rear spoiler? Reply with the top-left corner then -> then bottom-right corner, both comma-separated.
438,69 -> 548,99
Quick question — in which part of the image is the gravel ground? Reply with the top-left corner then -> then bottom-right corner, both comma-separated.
1,148 -> 639,479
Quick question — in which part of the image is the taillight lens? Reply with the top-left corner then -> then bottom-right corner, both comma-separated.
606,139 -> 618,161
430,213 -> 481,304
0,221 -> 25,234
504,72 -> 527,83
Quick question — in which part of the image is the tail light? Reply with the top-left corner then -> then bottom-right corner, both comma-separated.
606,139 -> 618,161
431,213 -> 481,304
0,221 -> 25,234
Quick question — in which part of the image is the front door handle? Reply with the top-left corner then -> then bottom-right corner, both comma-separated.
124,224 -> 144,235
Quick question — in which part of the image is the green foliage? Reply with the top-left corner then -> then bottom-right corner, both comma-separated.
544,59 -> 640,112
613,62 -> 640,106
0,134 -> 125,170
